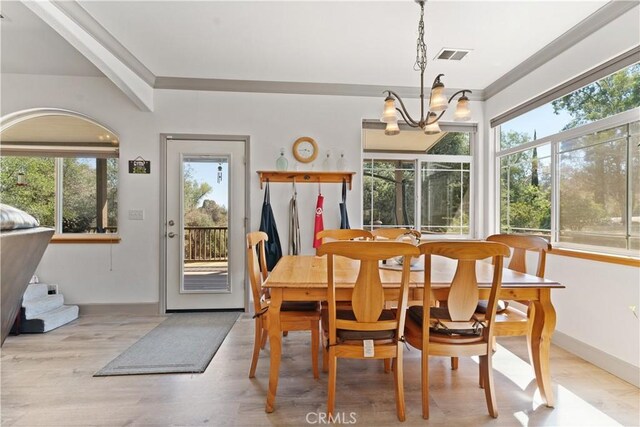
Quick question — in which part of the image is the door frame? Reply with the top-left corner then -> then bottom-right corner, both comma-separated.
159,133 -> 251,314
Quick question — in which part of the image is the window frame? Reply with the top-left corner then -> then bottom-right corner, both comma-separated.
495,107 -> 640,257
363,127 -> 476,240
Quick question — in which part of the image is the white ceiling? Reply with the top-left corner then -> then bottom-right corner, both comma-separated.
0,1 -> 103,77
1,1 -> 610,91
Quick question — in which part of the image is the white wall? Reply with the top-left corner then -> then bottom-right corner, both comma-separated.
484,6 -> 640,379
1,72 -> 482,306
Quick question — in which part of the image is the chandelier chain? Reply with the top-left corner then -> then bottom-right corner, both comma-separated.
414,1 -> 427,73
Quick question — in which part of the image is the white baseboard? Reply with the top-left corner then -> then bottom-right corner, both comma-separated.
553,331 -> 640,388
78,303 -> 160,316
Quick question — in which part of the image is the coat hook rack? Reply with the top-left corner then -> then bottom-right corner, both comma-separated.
256,171 -> 355,190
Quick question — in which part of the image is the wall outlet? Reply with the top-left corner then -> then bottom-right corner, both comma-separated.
128,209 -> 145,220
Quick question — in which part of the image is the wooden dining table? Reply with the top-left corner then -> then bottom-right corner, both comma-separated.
262,254 -> 564,413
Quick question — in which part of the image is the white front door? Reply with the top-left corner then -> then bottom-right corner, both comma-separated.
165,138 -> 245,310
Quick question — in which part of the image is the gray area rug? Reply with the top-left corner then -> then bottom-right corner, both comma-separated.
94,312 -> 240,376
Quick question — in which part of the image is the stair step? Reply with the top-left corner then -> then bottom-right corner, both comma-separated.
20,305 -> 79,333
23,294 -> 64,319
23,284 -> 49,301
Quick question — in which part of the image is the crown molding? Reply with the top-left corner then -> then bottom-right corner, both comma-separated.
154,76 -> 485,100
483,1 -> 639,100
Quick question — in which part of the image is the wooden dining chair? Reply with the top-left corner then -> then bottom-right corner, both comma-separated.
404,241 -> 510,419
316,228 -> 374,369
448,234 -> 554,372
371,228 -> 421,241
246,231 -> 320,379
316,229 -> 373,246
317,241 -> 420,422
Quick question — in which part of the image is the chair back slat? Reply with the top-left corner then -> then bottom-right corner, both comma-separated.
486,234 -> 551,278
316,229 -> 373,243
352,260 -> 385,323
317,241 -> 419,337
448,260 -> 479,321
246,231 -> 269,313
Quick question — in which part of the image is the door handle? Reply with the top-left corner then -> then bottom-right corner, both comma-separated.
168,232 -> 176,238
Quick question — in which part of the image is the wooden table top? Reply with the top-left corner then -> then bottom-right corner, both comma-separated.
265,255 -> 564,289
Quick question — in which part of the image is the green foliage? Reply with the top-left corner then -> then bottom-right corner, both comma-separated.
552,64 -> 640,130
0,157 -> 55,226
0,156 -> 118,232
427,132 -> 470,155
363,160 -> 414,227
183,165 -> 228,227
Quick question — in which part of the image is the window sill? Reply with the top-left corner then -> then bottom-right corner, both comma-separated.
549,247 -> 639,267
50,234 -> 121,244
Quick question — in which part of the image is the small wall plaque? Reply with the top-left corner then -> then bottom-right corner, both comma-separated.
129,156 -> 150,174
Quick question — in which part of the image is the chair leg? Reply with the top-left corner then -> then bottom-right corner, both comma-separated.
322,343 -> 329,373
394,349 -> 406,421
311,321 -> 319,379
480,354 -> 498,418
421,349 -> 430,419
384,358 -> 391,373
451,356 -> 459,370
260,329 -> 268,349
249,319 -> 262,378
478,356 -> 485,389
327,348 -> 337,418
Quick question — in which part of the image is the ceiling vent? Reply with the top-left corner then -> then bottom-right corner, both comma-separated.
435,48 -> 470,61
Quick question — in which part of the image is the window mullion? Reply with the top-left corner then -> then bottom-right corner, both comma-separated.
415,159 -> 421,232
551,139 -> 559,244
55,158 -> 63,234
626,124 -> 632,250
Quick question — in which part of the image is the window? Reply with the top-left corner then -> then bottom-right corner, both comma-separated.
496,63 -> 640,255
363,126 -> 474,237
0,110 -> 119,235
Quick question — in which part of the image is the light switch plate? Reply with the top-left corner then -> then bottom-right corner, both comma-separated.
128,209 -> 144,220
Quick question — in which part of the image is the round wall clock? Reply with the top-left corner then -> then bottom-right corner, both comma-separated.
292,136 -> 318,163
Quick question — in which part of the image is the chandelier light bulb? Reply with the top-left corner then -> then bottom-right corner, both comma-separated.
381,97 -> 398,123
423,113 -> 441,135
429,82 -> 448,112
385,121 -> 400,136
454,95 -> 471,121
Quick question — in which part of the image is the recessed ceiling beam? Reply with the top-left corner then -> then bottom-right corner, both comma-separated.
21,0 -> 154,112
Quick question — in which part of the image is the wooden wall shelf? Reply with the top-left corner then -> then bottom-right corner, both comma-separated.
257,171 -> 356,190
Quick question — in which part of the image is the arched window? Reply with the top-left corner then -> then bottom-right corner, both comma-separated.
0,109 -> 119,235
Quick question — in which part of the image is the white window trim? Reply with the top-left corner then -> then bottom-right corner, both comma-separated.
495,106 -> 640,257
364,142 -> 475,239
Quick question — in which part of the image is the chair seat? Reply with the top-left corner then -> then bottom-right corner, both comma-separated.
281,301 -> 319,312
407,306 -> 484,343
322,309 -> 396,341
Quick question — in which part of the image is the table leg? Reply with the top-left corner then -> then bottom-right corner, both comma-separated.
265,288 -> 283,413
529,289 -> 556,407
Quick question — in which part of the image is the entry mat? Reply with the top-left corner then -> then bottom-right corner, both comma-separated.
94,311 -> 240,376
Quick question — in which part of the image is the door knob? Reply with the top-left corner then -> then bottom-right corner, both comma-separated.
168,232 -> 176,238
168,220 -> 175,226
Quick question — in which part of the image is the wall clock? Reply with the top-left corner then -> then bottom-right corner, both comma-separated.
292,136 -> 318,163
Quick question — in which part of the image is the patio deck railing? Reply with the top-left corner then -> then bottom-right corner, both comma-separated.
184,226 -> 228,262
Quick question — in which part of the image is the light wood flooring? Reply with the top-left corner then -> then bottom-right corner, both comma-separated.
1,314 -> 638,426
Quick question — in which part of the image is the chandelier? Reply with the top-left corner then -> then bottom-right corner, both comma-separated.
381,0 -> 472,136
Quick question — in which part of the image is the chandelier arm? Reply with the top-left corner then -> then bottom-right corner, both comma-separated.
387,90 -> 420,126
425,110 -> 446,126
448,89 -> 472,104
395,108 -> 421,128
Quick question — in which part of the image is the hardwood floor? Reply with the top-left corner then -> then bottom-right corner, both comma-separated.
1,314 -> 638,426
